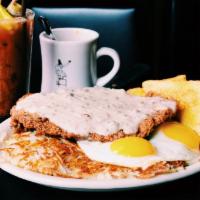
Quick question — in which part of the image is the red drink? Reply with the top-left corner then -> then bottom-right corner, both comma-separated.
0,9 -> 34,117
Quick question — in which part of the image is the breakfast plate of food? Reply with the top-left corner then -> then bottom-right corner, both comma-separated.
0,75 -> 200,191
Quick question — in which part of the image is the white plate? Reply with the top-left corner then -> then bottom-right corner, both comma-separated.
0,118 -> 200,191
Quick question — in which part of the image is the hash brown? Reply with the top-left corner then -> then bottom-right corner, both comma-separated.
0,131 -> 186,179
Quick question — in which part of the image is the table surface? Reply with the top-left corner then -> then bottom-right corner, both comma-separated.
0,169 -> 200,200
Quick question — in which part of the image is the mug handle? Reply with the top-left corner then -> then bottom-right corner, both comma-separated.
95,47 -> 120,87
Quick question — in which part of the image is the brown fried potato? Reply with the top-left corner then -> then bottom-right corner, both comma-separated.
127,75 -> 186,98
127,87 -> 145,96
161,75 -> 187,81
141,75 -> 200,135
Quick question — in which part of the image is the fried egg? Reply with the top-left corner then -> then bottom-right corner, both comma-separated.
78,122 -> 200,169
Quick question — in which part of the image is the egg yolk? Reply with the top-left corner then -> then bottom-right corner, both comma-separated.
158,122 -> 200,150
111,136 -> 156,157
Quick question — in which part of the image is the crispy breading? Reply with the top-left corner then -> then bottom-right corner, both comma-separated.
10,107 -> 175,142
0,132 -> 185,179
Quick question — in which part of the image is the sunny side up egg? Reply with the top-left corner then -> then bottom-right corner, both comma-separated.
78,122 -> 200,169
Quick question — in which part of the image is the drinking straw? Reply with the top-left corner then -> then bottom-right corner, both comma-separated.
21,0 -> 26,16
38,16 -> 56,40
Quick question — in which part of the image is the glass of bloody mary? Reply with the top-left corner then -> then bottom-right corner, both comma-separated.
0,9 -> 34,118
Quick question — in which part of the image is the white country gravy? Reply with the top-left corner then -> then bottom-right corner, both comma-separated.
15,87 -> 177,136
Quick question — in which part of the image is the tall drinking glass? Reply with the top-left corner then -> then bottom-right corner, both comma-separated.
0,9 -> 34,119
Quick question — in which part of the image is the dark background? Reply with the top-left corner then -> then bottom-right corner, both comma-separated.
3,0 -> 200,87
27,0 -> 200,82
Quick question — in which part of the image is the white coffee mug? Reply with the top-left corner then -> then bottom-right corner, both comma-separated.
39,28 -> 120,92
